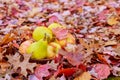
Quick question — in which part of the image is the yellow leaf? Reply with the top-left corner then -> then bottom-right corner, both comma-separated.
74,72 -> 91,80
107,16 -> 118,25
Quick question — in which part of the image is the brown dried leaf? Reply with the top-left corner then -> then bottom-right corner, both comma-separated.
0,33 -> 14,46
0,61 -> 10,74
97,54 -> 108,64
79,39 -> 99,53
104,41 -> 117,46
6,53 -> 37,76
74,72 -> 91,80
109,28 -> 120,35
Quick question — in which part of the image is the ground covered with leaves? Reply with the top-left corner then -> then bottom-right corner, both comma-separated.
0,0 -> 120,80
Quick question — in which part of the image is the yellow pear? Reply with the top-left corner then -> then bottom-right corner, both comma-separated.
48,23 -> 65,30
56,39 -> 67,47
47,42 -> 61,58
27,39 -> 48,60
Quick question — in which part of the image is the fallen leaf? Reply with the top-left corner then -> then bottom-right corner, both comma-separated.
35,64 -> 51,80
77,7 -> 83,13
104,41 -> 117,46
49,16 -> 59,23
0,73 -> 11,80
57,68 -> 77,76
28,75 -> 39,80
52,28 -> 68,40
0,61 -> 10,74
12,41 -> 19,49
98,10 -> 109,21
75,0 -> 86,7
74,72 -> 91,80
57,75 -> 66,80
112,63 -> 120,76
65,52 -> 83,66
47,60 -> 59,70
109,28 -> 120,35
92,64 -> 110,79
59,49 -> 83,66
28,8 -> 40,17
97,54 -> 108,64
6,53 -> 37,76
79,64 -> 86,71
0,33 -> 14,46
107,16 -> 118,25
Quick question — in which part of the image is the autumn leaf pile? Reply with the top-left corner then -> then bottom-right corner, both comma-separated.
0,0 -> 120,80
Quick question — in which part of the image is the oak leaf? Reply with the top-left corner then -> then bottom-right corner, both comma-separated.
6,53 -> 37,76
